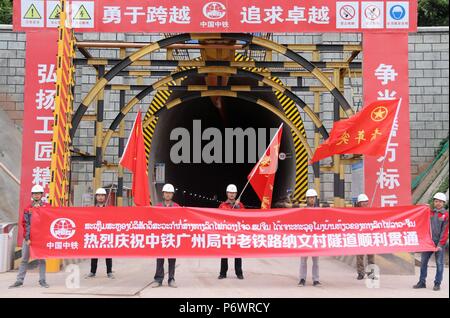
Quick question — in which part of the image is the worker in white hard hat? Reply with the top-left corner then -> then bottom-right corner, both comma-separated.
414,192 -> 448,291
355,193 -> 376,280
298,188 -> 321,287
86,188 -> 114,279
150,183 -> 180,288
218,184 -> 245,280
9,185 -> 49,289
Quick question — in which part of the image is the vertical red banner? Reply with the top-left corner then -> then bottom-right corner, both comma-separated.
363,33 -> 411,207
18,30 -> 58,244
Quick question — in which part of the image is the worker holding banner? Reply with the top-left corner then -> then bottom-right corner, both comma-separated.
9,185 -> 49,289
413,192 -> 449,291
298,188 -> 321,287
150,183 -> 180,288
86,188 -> 114,279
218,184 -> 245,280
355,193 -> 376,280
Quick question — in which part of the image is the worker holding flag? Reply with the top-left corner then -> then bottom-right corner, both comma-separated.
245,123 -> 283,209
218,184 -> 246,280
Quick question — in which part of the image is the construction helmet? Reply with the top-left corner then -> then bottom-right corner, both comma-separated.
162,184 -> 175,193
357,193 -> 369,203
305,189 -> 318,198
226,184 -> 238,193
95,188 -> 107,195
433,192 -> 447,203
31,185 -> 44,193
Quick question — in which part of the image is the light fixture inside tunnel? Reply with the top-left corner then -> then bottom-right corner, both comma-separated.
148,94 -> 296,208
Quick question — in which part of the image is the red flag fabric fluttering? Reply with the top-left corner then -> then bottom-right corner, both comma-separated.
119,111 -> 151,206
311,99 -> 400,163
248,124 -> 283,209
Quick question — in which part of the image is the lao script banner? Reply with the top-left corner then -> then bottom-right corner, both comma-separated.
14,0 -> 417,33
29,205 -> 436,258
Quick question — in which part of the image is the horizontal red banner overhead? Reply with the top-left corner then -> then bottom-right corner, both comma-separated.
14,0 -> 417,33
30,205 -> 435,259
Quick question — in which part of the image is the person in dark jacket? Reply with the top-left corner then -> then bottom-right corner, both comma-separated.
86,188 -> 114,279
9,185 -> 49,288
413,192 -> 449,291
150,183 -> 180,288
218,184 -> 245,280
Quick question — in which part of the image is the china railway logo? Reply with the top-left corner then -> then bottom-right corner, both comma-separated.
50,218 -> 76,240
203,2 -> 227,20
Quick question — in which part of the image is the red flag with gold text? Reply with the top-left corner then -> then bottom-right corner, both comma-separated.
311,100 -> 400,163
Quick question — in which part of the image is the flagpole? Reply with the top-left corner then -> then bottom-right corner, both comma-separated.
370,98 -> 402,207
232,123 -> 283,208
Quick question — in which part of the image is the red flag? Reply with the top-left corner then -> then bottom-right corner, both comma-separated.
311,99 -> 401,163
248,124 -> 283,209
119,111 -> 150,206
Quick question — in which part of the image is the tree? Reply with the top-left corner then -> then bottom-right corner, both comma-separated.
418,0 -> 449,26
0,0 -> 12,25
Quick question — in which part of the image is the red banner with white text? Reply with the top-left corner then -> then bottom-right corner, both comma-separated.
30,205 -> 435,259
18,30 -> 58,245
363,33 -> 412,207
14,0 -> 417,33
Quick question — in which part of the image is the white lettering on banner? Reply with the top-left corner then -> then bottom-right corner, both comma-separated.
147,6 -> 168,24
169,6 -> 191,24
381,194 -> 398,207
146,233 -> 160,248
263,6 -> 284,24
99,233 -> 114,248
34,116 -> 54,134
285,6 -> 307,24
115,5 -> 191,24
32,166 -> 51,188
102,6 -> 121,24
377,142 -> 398,163
342,233 -> 358,247
82,218 -> 420,233
376,168 -> 400,189
34,141 -> 52,161
35,89 -> 56,110
377,89 -> 397,100
76,231 -> 420,250
47,241 -> 79,250
373,58 -> 403,207
240,5 -> 330,25
240,6 -> 262,24
161,233 -> 176,248
124,7 -> 145,24
374,64 -> 398,85
308,6 -> 330,24
37,64 -> 56,83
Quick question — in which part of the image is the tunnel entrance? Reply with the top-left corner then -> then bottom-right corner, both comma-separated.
149,94 -> 295,208
67,33 -> 362,209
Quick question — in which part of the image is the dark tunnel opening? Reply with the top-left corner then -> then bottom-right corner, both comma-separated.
148,77 -> 298,208
150,97 -> 295,208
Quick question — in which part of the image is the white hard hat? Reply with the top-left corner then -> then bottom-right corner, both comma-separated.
433,192 -> 447,202
226,184 -> 238,193
162,184 -> 175,193
357,193 -> 369,203
31,185 -> 44,193
305,189 -> 318,197
95,188 -> 107,195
